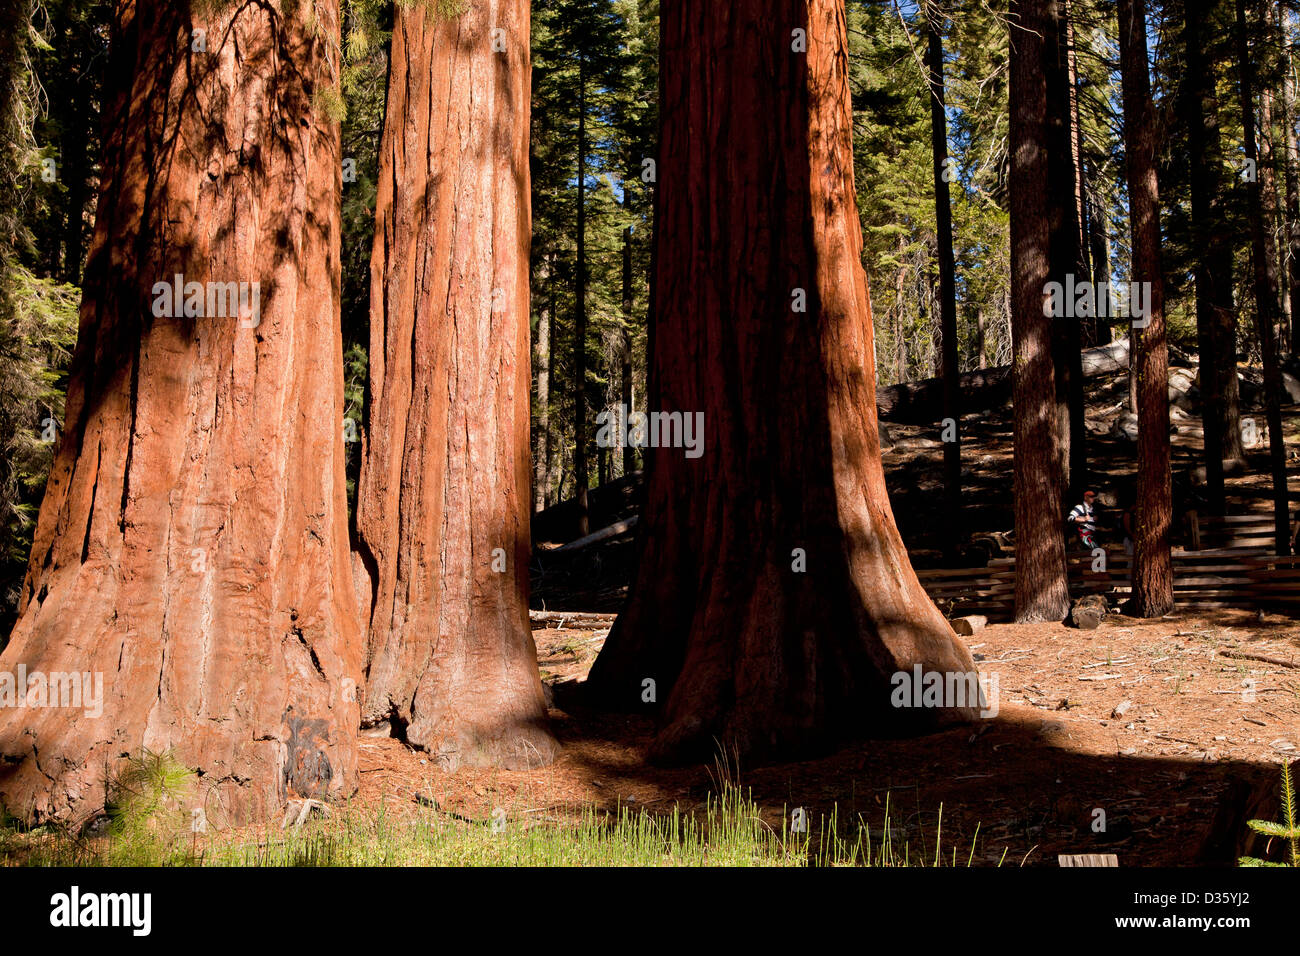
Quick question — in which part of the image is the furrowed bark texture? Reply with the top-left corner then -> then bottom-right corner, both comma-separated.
586,0 -> 980,762
1046,0 -> 1085,498
354,0 -> 558,770
1010,0 -> 1071,621
1119,0 -> 1174,616
0,0 -> 359,826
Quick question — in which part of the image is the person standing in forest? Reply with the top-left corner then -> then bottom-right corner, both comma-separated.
1068,488 -> 1099,549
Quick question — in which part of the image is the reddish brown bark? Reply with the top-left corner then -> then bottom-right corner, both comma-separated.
1010,0 -> 1071,622
585,0 -> 980,761
1118,0 -> 1174,617
353,0 -> 558,769
1066,13 -> 1093,347
1048,0 -> 1086,498
0,0 -> 359,826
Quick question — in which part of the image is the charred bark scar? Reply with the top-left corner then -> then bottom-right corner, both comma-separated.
281,709 -> 332,800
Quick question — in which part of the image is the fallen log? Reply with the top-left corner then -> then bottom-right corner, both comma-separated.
950,615 -> 987,636
548,515 -> 639,555
528,610 -> 618,629
877,366 -> 1010,425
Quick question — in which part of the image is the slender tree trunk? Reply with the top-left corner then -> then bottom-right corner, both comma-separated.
1185,0 -> 1222,512
1261,3 -> 1286,350
896,237 -> 908,383
353,0 -> 558,767
1280,74 -> 1295,348
1118,0 -> 1174,616
535,255 -> 552,512
1183,0 -> 1238,514
621,224 -> 635,477
1127,316 -> 1139,412
1236,0 -> 1292,556
1086,162 -> 1113,345
0,0 -> 360,826
928,267 -> 941,379
1011,0 -> 1071,622
1043,0 -> 1085,498
574,64 -> 590,537
1077,174 -> 1098,350
1283,9 -> 1300,355
926,8 -> 962,558
546,250 -> 560,506
586,0 -> 980,760
976,308 -> 988,368
1067,12 -> 1094,348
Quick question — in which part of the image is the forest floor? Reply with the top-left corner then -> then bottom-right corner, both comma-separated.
214,366 -> 1298,866
348,610 -> 1299,867
501,362 -> 1300,866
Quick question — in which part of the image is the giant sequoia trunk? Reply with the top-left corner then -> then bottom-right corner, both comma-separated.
585,0 -> 980,761
353,0 -> 558,769
0,0 -> 359,825
1118,0 -> 1174,617
1010,0 -> 1071,622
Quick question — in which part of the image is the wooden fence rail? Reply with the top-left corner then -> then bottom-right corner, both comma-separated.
917,551 -> 1300,621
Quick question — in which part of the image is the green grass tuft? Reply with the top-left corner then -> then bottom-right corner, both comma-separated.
1,781 -> 998,868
